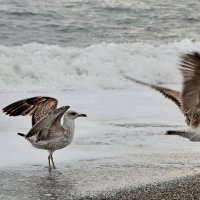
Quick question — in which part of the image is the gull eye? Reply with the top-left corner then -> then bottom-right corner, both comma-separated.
70,112 -> 76,116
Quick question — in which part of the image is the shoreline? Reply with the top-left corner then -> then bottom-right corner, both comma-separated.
1,165 -> 200,200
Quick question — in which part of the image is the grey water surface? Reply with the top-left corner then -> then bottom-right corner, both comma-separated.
0,0 -> 200,47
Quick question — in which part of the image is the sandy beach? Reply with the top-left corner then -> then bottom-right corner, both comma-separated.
93,174 -> 200,200
1,159 -> 200,200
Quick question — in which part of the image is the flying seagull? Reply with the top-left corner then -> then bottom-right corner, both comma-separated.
2,96 -> 87,171
124,52 -> 200,141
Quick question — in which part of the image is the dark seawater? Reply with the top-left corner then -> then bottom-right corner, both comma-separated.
0,0 -> 200,47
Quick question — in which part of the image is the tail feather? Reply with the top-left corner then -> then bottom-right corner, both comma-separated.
17,132 -> 26,137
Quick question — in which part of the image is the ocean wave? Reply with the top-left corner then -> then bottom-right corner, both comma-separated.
0,39 -> 200,92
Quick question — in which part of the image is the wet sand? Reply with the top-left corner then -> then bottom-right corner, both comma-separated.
93,174 -> 200,200
1,157 -> 200,200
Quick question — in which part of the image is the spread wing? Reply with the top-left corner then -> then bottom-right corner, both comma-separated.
180,52 -> 200,116
26,106 -> 70,138
2,96 -> 58,126
124,75 -> 183,113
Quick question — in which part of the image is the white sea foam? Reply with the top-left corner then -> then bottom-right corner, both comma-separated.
1,39 -> 200,92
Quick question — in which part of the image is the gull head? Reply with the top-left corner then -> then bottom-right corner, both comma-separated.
65,110 -> 87,120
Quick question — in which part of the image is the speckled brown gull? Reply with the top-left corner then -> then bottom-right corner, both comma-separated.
124,52 -> 200,141
2,96 -> 87,171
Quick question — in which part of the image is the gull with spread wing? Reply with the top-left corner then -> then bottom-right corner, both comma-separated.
2,97 -> 87,171
124,52 -> 200,141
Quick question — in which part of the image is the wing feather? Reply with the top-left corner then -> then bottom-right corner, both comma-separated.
2,96 -> 58,126
180,52 -> 200,114
124,75 -> 183,113
26,106 -> 70,138
151,86 -> 182,112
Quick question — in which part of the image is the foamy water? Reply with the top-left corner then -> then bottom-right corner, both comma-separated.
1,39 -> 200,92
1,1 -> 200,92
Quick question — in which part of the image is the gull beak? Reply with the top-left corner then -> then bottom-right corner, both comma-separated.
78,114 -> 87,117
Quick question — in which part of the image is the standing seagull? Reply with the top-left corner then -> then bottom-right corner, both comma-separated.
2,96 -> 87,171
124,52 -> 200,141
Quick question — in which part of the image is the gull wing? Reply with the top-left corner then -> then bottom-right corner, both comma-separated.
124,75 -> 183,113
25,106 -> 70,138
2,96 -> 58,126
166,130 -> 200,142
180,52 -> 200,115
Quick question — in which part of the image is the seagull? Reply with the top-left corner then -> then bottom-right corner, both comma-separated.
2,96 -> 87,171
124,52 -> 200,142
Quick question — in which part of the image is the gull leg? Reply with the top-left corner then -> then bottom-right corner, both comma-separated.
48,154 -> 52,172
50,154 -> 56,169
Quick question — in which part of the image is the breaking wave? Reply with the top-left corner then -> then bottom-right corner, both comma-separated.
1,39 -> 200,91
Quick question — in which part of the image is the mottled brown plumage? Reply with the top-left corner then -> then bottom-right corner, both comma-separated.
2,96 -> 87,171
2,96 -> 58,126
